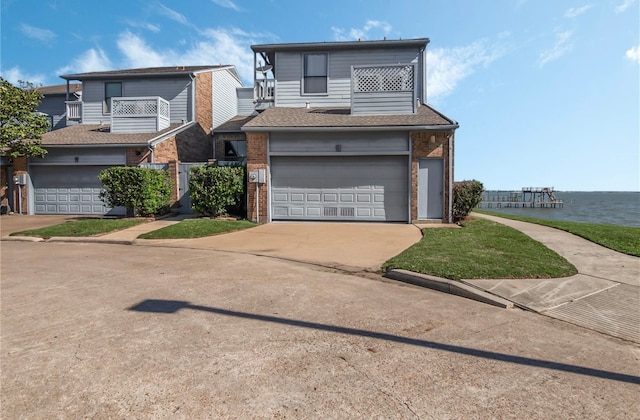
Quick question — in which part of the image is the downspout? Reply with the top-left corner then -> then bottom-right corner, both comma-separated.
148,145 -> 155,163
189,73 -> 196,123
448,132 -> 454,223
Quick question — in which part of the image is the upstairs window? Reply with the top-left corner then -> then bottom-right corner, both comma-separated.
104,81 -> 122,114
303,53 -> 327,94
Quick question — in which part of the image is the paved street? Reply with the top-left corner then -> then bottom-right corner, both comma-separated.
2,241 -> 639,418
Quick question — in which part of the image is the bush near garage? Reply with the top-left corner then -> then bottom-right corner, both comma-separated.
99,167 -> 172,217
453,179 -> 484,221
188,165 -> 245,217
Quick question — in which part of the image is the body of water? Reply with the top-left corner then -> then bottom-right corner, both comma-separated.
479,191 -> 640,227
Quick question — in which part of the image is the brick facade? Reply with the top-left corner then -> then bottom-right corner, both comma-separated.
245,132 -> 268,222
10,156 -> 28,214
153,137 -> 179,163
410,130 -> 455,223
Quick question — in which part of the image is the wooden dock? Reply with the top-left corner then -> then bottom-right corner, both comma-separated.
478,187 -> 564,209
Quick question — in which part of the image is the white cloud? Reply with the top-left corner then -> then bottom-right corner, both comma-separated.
211,0 -> 242,11
113,29 -> 268,84
615,0 -> 637,13
19,23 -> 56,42
125,19 -> 161,33
427,38 -> 507,101
117,31 -> 176,68
56,48 -> 113,75
625,45 -> 640,63
332,20 -> 392,41
564,5 -> 592,18
1,66 -> 47,86
538,30 -> 574,67
157,4 -> 189,26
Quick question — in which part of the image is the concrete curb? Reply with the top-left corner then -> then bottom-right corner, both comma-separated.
1,235 -> 45,242
384,269 -> 515,309
46,237 -> 134,245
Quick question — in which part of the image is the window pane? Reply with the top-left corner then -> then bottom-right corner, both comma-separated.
105,82 -> 122,98
304,54 -> 326,77
304,77 -> 327,94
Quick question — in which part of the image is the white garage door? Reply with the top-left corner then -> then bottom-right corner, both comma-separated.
271,156 -> 408,221
31,166 -> 125,215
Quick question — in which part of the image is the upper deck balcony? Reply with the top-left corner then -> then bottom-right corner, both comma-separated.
67,97 -> 170,133
351,64 -> 417,115
110,97 -> 170,133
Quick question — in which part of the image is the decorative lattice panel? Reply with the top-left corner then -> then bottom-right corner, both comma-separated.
112,99 -> 158,116
352,65 -> 414,93
158,100 -> 170,118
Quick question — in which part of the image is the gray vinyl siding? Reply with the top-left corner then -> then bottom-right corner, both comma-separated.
110,117 -> 159,133
237,87 -> 255,115
29,147 -> 126,165
275,47 -> 422,108
212,69 -> 242,128
269,131 -> 409,154
351,91 -> 415,115
81,77 -> 191,125
37,95 -> 68,130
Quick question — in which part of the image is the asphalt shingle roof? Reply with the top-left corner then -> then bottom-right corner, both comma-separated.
41,123 -> 183,146
61,66 -> 231,80
36,84 -> 82,95
243,104 -> 456,129
214,115 -> 257,132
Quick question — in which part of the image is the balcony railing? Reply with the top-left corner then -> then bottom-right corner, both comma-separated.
351,64 -> 416,115
65,101 -> 82,121
110,97 -> 170,134
254,79 -> 275,103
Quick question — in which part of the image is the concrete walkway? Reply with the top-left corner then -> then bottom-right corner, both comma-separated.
466,213 -> 639,343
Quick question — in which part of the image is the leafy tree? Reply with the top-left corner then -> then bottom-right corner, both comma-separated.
0,78 -> 49,158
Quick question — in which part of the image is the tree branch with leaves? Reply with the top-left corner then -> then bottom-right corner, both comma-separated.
0,78 -> 49,158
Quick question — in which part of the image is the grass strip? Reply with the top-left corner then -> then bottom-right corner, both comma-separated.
138,219 -> 255,239
10,218 -> 146,238
383,218 -> 577,280
475,210 -> 640,257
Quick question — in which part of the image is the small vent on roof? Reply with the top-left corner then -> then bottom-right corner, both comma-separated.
324,207 -> 338,217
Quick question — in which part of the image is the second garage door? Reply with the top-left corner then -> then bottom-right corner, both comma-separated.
271,156 -> 408,222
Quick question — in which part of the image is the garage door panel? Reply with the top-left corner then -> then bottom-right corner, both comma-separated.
271,156 -> 407,222
31,166 -> 125,216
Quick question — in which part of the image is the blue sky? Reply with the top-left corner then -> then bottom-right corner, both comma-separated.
1,0 -> 638,191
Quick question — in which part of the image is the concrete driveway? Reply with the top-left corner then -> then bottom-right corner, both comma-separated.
1,241 -> 638,418
136,222 -> 424,272
0,214 -> 78,236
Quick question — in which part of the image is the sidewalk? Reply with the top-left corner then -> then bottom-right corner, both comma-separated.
462,213 -> 640,343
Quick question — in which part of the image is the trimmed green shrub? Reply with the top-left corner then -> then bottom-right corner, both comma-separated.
188,165 -> 244,217
453,179 -> 484,221
98,167 -> 172,217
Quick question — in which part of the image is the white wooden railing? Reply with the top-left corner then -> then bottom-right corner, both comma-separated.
65,101 -> 82,121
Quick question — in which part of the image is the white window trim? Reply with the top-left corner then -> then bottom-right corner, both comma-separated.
103,81 -> 123,115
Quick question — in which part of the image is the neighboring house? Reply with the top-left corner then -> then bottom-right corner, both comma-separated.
36,83 -> 82,130
9,65 -> 242,215
240,38 -> 458,223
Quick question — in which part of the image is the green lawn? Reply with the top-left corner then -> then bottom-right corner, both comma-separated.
383,218 -> 577,280
474,210 -> 640,257
138,219 -> 255,239
10,218 -> 146,238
